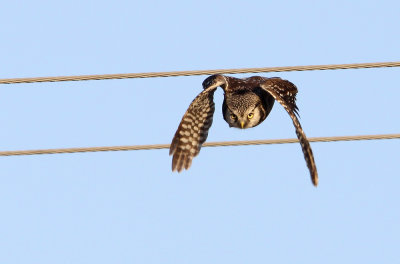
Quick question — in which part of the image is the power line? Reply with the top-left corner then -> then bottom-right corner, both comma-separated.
1,133 -> 398,157
1,63 -> 398,158
1,61 -> 399,84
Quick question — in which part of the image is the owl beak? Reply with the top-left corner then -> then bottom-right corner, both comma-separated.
240,121 -> 245,129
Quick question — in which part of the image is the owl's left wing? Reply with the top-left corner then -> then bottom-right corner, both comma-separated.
260,78 -> 318,186
169,86 -> 217,172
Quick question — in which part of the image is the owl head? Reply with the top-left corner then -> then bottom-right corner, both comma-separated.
223,91 -> 266,129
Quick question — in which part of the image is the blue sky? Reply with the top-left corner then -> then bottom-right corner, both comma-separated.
1,0 -> 399,263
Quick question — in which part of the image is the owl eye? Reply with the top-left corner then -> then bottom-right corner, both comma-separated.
247,113 -> 254,119
230,114 -> 237,120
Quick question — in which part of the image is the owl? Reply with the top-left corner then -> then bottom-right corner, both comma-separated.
169,74 -> 318,186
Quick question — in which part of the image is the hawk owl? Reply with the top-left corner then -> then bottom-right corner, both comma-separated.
169,74 -> 318,186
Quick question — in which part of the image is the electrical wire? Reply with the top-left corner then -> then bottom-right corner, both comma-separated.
1,62 -> 398,158
0,133 -> 398,157
1,61 -> 399,84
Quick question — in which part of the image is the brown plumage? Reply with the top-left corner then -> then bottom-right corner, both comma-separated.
170,74 -> 318,186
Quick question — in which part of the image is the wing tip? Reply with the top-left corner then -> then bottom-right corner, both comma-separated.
311,173 -> 319,187
171,152 -> 193,173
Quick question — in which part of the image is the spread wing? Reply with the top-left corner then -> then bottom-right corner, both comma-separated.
260,78 -> 318,186
170,87 -> 217,172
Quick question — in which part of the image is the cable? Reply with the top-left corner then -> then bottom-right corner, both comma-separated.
1,61 -> 399,84
0,133 -> 398,157
1,63 -> 398,157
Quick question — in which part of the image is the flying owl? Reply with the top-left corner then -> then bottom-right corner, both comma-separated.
169,74 -> 318,186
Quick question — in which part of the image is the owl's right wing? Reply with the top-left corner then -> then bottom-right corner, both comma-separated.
260,78 -> 318,186
170,86 -> 217,172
